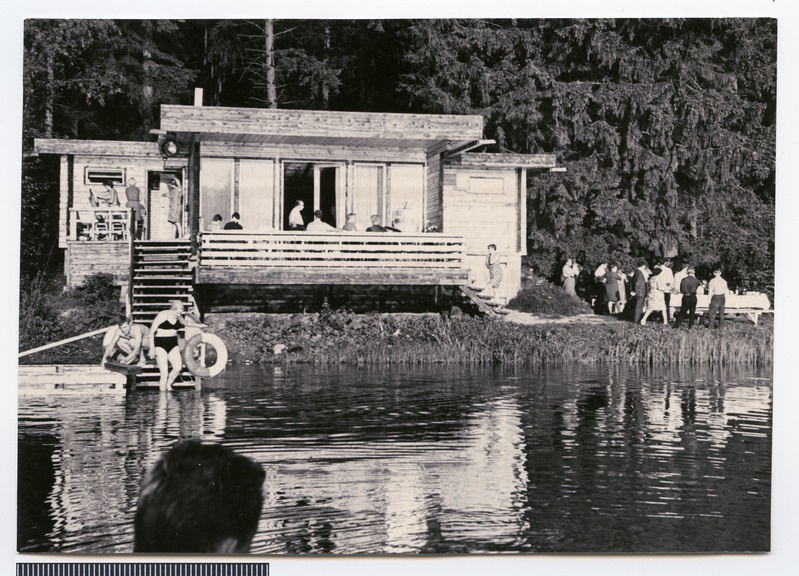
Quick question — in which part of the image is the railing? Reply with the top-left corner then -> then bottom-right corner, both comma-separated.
69,207 -> 132,241
198,231 -> 466,269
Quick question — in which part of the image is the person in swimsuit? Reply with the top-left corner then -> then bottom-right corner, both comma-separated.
148,300 -> 201,390
101,318 -> 150,366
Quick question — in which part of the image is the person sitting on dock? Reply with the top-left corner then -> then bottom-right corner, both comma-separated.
101,318 -> 150,366
134,438 -> 265,553
149,300 -> 203,391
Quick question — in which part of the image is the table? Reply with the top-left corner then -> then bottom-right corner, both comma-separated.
670,292 -> 771,324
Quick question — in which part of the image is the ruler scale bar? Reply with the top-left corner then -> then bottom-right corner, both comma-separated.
17,565 -> 269,576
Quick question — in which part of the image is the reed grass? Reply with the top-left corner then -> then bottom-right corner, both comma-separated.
211,312 -> 773,368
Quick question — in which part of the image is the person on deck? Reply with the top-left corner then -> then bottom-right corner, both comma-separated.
125,178 -> 146,240
208,214 -> 223,231
305,210 -> 336,232
707,268 -> 729,329
485,244 -> 503,300
101,318 -> 150,366
224,212 -> 243,230
366,215 -> 387,232
288,200 -> 305,230
166,176 -> 183,239
561,258 -> 580,298
148,300 -> 203,391
92,180 -> 120,207
134,439 -> 265,553
674,267 -> 701,328
342,213 -> 359,231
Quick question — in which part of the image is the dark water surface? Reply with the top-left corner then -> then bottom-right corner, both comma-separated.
18,364 -> 772,554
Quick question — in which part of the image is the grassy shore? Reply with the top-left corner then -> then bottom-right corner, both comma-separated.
208,310 -> 773,367
18,273 -> 773,367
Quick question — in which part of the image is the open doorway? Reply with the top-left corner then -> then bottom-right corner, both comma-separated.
146,170 -> 183,240
282,162 -> 342,230
283,163 -> 313,230
318,167 -> 337,228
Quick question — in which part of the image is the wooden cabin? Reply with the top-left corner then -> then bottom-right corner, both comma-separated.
33,104 -> 559,318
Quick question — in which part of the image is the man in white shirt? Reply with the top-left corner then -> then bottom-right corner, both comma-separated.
288,200 -> 305,230
305,210 -> 336,232
659,259 -> 675,323
707,268 -> 729,328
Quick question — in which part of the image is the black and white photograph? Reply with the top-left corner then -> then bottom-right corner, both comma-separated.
6,2 -> 798,575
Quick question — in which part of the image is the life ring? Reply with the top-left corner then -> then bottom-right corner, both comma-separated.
182,333 -> 228,378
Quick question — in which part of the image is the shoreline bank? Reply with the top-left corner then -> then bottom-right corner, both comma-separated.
19,311 -> 773,368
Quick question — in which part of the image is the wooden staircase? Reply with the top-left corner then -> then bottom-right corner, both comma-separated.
129,240 -> 198,389
459,285 -> 509,318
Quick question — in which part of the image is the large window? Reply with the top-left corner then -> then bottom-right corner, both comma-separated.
351,164 -> 385,230
388,164 -> 424,233
239,159 -> 275,230
200,158 -> 234,231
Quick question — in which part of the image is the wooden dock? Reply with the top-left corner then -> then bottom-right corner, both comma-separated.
19,365 -> 127,395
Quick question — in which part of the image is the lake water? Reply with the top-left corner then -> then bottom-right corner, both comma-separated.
17,363 -> 772,554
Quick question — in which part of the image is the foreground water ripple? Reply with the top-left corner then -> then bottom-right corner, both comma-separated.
18,364 -> 771,554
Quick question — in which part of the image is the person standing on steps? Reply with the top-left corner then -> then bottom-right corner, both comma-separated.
485,243 -> 503,302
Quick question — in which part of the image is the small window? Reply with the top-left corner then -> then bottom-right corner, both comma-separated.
468,176 -> 505,195
84,167 -> 126,185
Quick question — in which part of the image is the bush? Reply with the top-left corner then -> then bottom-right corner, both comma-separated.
506,274 -> 593,316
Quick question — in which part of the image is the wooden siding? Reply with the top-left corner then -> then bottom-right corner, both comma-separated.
200,142 -> 427,163
196,231 -> 468,286
442,166 -> 525,299
34,139 -> 163,158
58,156 -> 70,248
66,241 -> 131,288
162,105 -> 484,142
446,152 -> 557,168
425,142 -> 450,231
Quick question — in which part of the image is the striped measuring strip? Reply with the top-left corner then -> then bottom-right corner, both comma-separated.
17,565 -> 270,576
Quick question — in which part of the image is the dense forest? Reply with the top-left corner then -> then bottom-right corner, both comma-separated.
21,18 -> 776,292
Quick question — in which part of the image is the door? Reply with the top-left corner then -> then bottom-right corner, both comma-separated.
146,171 -> 183,240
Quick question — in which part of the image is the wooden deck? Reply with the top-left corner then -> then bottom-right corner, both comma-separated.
195,231 -> 470,286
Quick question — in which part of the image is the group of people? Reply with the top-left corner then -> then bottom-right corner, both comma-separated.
208,212 -> 243,230
101,300 -> 205,390
89,178 -> 148,240
562,257 -> 730,329
288,200 -> 401,232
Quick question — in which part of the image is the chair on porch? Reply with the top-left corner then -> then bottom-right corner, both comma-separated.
93,212 -> 110,240
110,210 -> 128,240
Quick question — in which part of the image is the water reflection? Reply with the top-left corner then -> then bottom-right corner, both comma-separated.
18,364 -> 771,554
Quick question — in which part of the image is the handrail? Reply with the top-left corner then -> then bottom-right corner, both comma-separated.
198,231 -> 466,269
19,326 -> 114,358
68,207 -> 132,241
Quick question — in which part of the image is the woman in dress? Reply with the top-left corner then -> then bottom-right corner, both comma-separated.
604,264 -> 621,314
485,244 -> 503,300
640,267 -> 666,325
562,258 -> 579,298
167,176 -> 183,239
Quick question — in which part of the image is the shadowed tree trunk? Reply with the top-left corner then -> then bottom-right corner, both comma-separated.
265,19 -> 277,108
